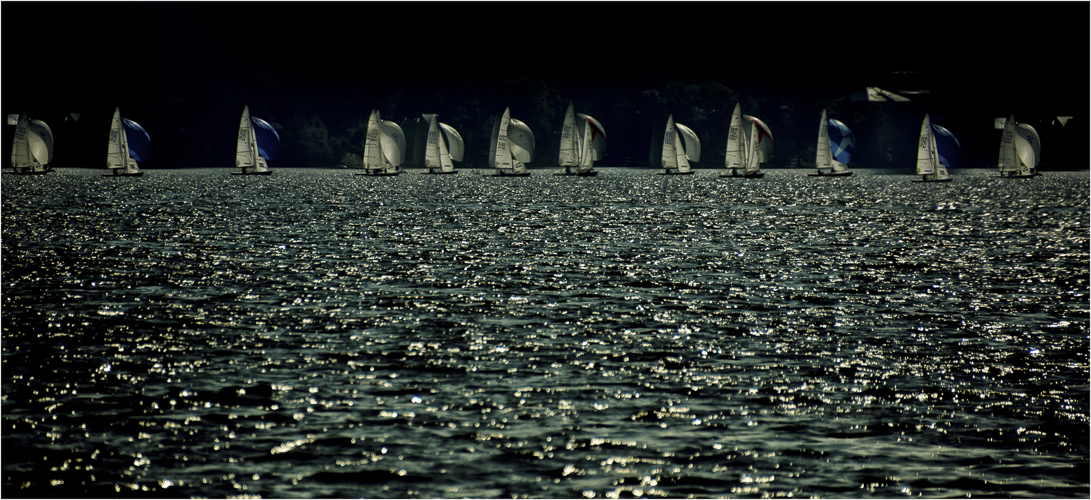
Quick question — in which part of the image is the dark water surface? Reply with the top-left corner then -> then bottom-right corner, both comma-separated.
3,168 -> 1088,498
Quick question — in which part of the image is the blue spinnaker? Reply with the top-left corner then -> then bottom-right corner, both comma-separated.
122,118 -> 151,162
252,116 -> 280,160
932,124 -> 960,169
827,119 -> 855,165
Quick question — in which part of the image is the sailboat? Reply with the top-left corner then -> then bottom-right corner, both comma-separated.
233,105 -> 279,175
721,103 -> 768,178
912,113 -> 951,182
356,109 -> 406,176
489,107 -> 534,177
9,113 -> 54,175
809,109 -> 854,177
658,114 -> 699,175
420,114 -> 464,174
997,114 -> 1041,178
556,102 -> 606,176
105,107 -> 149,177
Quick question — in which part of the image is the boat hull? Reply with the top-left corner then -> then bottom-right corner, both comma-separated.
355,172 -> 400,176
232,171 -> 272,176
911,177 -> 952,183
720,172 -> 764,178
808,172 -> 852,177
998,173 -> 1040,178
104,171 -> 144,177
490,170 -> 530,177
7,169 -> 53,175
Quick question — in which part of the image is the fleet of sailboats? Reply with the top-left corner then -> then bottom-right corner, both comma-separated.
489,107 -> 534,177
6,104 -> 1058,180
357,109 -> 406,176
421,114 -> 464,174
105,107 -> 149,177
233,105 -> 279,176
997,115 -> 1041,178
9,113 -> 54,175
658,114 -> 699,175
556,102 -> 606,176
809,109 -> 854,177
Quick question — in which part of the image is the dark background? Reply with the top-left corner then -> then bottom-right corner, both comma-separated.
4,2 -> 1086,170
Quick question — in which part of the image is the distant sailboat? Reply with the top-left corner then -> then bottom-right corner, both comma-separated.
556,102 -> 606,176
105,107 -> 149,177
658,114 -> 699,175
997,114 -> 1041,178
9,113 -> 54,175
721,103 -> 767,178
421,114 -> 464,174
357,109 -> 405,176
489,107 -> 534,177
912,113 -> 951,182
233,105 -> 279,176
809,109 -> 854,177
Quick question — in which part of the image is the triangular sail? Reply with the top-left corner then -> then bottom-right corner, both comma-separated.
578,120 -> 593,172
11,113 -> 31,169
559,102 -> 579,168
661,115 -> 678,169
236,105 -> 258,169
363,110 -> 388,172
724,103 -> 747,173
490,107 -> 513,170
997,114 -> 1018,173
745,121 -> 761,174
916,114 -> 936,176
107,107 -> 138,173
815,109 -> 832,172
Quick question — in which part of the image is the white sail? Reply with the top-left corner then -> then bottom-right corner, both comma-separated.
236,105 -> 259,170
379,120 -> 404,173
661,115 -> 678,169
11,113 -> 30,169
362,110 -> 390,173
815,109 -> 833,172
916,114 -> 936,176
675,122 -> 700,162
1014,123 -> 1040,174
745,120 -> 761,174
439,123 -> 464,162
578,119 -> 594,172
27,120 -> 53,167
508,118 -> 534,174
724,103 -> 747,173
107,107 -> 138,174
559,102 -> 579,169
490,107 -> 513,171
915,113 -> 948,180
998,114 -> 1018,173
